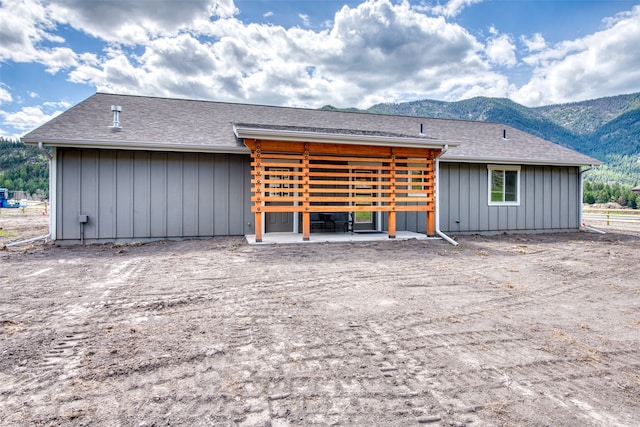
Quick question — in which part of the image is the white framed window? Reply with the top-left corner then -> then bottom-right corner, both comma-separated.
488,165 -> 520,206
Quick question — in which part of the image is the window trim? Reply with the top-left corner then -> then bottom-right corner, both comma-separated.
487,165 -> 521,206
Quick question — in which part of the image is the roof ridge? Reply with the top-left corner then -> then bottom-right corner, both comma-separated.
93,92 -> 513,127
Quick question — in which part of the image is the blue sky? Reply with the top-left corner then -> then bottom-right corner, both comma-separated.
1,0 -> 640,138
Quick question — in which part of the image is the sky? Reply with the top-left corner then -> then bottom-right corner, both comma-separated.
1,0 -> 640,138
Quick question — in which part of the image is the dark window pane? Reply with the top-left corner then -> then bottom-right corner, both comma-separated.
505,171 -> 518,202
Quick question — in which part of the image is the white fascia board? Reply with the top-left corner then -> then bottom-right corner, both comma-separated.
440,155 -> 601,167
233,125 -> 457,150
24,139 -> 249,154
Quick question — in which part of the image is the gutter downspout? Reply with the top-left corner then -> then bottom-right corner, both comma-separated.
38,141 -> 53,160
6,234 -> 51,247
435,145 -> 459,246
579,164 -> 606,234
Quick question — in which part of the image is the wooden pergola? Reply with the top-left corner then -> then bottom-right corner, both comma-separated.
237,127 -> 448,242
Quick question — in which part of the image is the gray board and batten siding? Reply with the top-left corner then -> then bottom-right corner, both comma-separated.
56,148 -> 253,243
23,93 -> 601,242
378,163 -> 581,234
56,147 -> 581,242
438,163 -> 581,233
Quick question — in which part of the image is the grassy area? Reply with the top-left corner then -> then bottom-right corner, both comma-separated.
0,229 -> 12,237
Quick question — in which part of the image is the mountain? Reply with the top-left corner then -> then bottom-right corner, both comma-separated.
323,93 -> 640,185
368,97 -> 585,151
533,93 -> 640,163
535,92 -> 640,135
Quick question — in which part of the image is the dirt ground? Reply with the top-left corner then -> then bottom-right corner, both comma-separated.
1,209 -> 639,426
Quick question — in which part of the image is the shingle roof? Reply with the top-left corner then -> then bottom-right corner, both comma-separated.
22,92 -> 600,166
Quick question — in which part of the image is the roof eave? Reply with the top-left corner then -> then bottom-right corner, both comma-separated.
441,155 -> 601,167
233,125 -> 458,150
23,138 -> 249,154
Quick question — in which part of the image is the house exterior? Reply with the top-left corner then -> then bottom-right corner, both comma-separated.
22,93 -> 600,244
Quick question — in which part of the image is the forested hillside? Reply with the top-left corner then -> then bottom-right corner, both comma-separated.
0,138 -> 49,198
535,92 -> 640,135
323,92 -> 640,187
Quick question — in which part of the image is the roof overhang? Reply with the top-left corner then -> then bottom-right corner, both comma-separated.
233,125 -> 457,150
23,138 -> 249,154
25,136 -> 599,167
441,154 -> 601,168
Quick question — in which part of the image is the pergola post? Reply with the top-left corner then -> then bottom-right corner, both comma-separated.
255,210 -> 263,242
302,143 -> 310,241
388,212 -> 397,238
427,210 -> 435,237
388,150 -> 396,238
254,140 -> 263,242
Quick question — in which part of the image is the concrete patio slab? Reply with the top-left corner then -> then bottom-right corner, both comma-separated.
245,230 -> 440,245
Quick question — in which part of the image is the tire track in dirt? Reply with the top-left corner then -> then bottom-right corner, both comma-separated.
327,245 -> 639,427
0,257 -> 146,425
370,318 -> 639,426
2,232 -> 639,426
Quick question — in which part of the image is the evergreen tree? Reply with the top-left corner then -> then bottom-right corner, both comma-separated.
0,137 -> 49,199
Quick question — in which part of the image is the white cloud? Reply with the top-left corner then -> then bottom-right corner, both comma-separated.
43,100 -> 72,109
522,33 -> 546,52
0,89 -> 12,106
66,0 -> 504,108
0,0 -> 53,62
0,0 -> 78,73
317,0 -> 494,104
264,11 -> 274,18
299,14 -> 311,27
0,105 -> 63,134
0,84 -> 13,104
485,32 -> 517,67
426,0 -> 483,18
514,5 -> 640,106
70,53 -> 146,94
48,0 -> 238,44
40,47 -> 79,73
